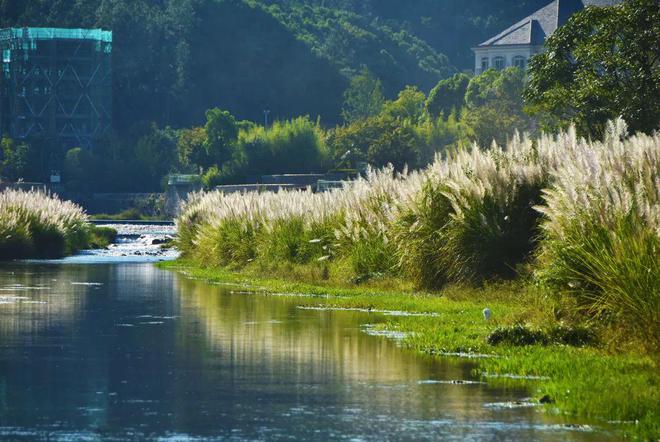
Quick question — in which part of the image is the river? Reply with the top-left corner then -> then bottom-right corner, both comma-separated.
0,225 -> 615,440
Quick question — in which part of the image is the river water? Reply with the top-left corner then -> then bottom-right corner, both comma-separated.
0,225 -> 615,440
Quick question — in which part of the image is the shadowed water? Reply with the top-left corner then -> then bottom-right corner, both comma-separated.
0,251 -> 617,440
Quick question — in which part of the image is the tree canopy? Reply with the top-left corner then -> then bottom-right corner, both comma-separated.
426,73 -> 471,119
524,0 -> 660,137
341,68 -> 385,123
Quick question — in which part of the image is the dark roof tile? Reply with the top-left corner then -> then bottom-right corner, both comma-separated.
478,0 -> 622,47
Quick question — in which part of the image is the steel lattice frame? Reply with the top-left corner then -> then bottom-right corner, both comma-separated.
0,28 -> 112,153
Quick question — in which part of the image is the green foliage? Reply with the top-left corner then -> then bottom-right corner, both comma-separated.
382,86 -> 426,122
465,67 -> 525,109
524,0 -> 660,137
425,73 -> 471,118
537,212 -> 660,350
204,108 -> 239,167
341,67 -> 385,123
86,226 -> 118,249
463,67 -> 533,146
328,114 -> 424,170
177,127 -> 207,171
487,324 -> 594,347
0,137 -> 30,181
240,116 -> 329,177
366,120 -> 420,171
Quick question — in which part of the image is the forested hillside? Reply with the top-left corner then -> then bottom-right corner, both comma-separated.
257,0 -> 550,68
0,0 -> 550,130
0,0 -> 453,129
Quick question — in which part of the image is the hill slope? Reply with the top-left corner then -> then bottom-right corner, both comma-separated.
0,0 -> 457,129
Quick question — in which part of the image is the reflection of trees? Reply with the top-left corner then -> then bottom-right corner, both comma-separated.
174,276 -> 506,420
0,264 -> 100,336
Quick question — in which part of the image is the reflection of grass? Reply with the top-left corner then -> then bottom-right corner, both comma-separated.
160,259 -> 659,440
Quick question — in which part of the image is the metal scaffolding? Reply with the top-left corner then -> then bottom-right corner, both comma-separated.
0,27 -> 112,152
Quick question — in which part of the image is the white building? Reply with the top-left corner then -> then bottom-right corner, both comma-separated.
472,0 -> 621,74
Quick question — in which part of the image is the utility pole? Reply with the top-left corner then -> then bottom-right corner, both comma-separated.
263,109 -> 270,129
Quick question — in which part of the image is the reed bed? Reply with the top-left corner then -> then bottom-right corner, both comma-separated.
177,119 -> 659,339
0,189 -> 89,259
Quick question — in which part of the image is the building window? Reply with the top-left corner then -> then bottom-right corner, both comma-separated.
480,57 -> 489,72
493,56 -> 506,70
513,56 -> 526,69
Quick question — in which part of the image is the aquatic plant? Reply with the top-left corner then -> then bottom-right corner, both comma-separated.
0,189 -> 89,259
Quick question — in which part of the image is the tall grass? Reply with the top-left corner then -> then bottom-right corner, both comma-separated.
535,120 -> 659,346
177,118 -> 659,341
0,189 -> 89,259
396,133 -> 547,288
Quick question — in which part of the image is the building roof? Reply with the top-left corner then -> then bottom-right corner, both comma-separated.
477,0 -> 621,48
0,28 -> 112,43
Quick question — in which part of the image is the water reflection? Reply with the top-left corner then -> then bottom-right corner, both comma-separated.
0,263 -> 614,440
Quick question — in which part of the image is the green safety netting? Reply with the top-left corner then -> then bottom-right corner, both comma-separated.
0,28 -> 112,42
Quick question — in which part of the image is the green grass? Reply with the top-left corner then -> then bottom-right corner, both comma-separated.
86,226 -> 118,249
89,208 -> 167,221
159,259 -> 659,440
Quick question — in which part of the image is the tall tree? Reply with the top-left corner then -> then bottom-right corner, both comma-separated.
426,73 -> 471,119
341,67 -> 385,123
524,0 -> 660,137
204,108 -> 239,168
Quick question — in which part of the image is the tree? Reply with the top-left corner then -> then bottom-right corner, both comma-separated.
0,137 -> 29,181
524,0 -> 660,137
204,108 -> 239,167
463,67 -> 532,146
134,125 -> 178,190
367,119 -> 420,170
341,67 -> 385,123
177,126 -> 207,171
382,86 -> 426,122
465,67 -> 525,110
327,115 -> 422,170
425,73 -> 471,118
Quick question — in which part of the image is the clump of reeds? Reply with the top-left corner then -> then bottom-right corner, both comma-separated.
396,133 -> 547,288
0,189 -> 89,259
177,118 -> 659,344
534,120 -> 659,346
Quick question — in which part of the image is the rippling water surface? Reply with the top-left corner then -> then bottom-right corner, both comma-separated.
0,227 -> 616,441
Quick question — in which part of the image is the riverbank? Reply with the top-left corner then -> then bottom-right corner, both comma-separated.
160,259 -> 659,439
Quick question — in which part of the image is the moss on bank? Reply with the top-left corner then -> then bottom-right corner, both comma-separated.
159,259 -> 659,440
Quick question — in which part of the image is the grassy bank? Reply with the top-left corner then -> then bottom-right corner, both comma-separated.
0,189 -> 116,259
161,259 -> 658,439
171,120 -> 658,438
